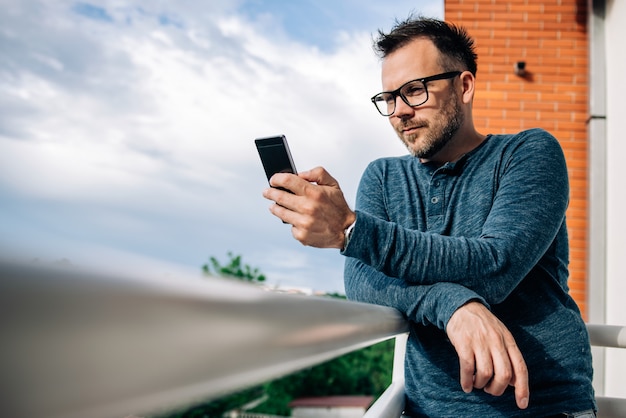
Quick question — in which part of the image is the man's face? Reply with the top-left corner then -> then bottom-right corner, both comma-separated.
381,38 -> 464,160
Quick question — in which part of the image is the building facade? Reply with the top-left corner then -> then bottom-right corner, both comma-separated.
444,0 -> 626,399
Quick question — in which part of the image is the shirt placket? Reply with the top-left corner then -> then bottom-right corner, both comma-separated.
426,168 -> 448,231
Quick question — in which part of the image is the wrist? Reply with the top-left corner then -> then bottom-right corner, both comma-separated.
341,214 -> 357,252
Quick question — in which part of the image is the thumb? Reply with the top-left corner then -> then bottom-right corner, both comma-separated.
299,166 -> 339,187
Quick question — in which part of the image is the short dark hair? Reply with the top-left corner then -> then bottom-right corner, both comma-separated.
373,16 -> 478,76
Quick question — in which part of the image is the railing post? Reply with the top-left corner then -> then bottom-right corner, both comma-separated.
363,333 -> 408,418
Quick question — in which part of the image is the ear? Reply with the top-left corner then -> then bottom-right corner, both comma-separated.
459,71 -> 475,105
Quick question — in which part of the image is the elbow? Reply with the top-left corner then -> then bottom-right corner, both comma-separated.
478,245 -> 520,305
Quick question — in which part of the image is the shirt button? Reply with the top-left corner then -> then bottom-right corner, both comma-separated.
431,197 -> 439,204
433,180 -> 441,187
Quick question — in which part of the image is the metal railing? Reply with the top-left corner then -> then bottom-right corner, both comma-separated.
585,325 -> 626,418
0,260 -> 407,418
0,260 -> 625,418
363,333 -> 407,418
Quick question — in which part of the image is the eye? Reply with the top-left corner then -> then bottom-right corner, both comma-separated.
402,82 -> 425,97
376,93 -> 394,105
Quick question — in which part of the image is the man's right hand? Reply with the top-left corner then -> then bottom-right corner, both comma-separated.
446,301 -> 529,409
262,167 -> 355,249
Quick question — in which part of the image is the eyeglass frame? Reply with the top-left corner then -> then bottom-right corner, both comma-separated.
370,71 -> 462,116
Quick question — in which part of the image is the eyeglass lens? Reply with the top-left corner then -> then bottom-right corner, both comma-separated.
373,80 -> 429,116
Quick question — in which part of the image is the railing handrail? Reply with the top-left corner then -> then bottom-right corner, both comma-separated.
2,260 -> 625,418
586,324 -> 626,417
0,260 -> 408,418
586,323 -> 626,348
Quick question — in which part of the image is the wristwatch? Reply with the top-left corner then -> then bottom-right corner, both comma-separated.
342,221 -> 356,252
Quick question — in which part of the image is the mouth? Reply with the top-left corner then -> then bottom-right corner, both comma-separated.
402,125 -> 424,134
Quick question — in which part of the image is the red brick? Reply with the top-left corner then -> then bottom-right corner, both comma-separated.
447,0 -> 590,315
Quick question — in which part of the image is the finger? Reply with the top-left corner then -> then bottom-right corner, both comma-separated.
482,346 -> 512,396
457,348 -> 476,393
269,173 -> 304,194
263,185 -> 297,209
262,186 -> 282,202
299,166 -> 339,187
483,335 -> 529,408
507,343 -> 529,409
268,201 -> 304,227
472,348 -> 494,390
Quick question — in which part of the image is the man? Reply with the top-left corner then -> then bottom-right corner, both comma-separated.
262,17 -> 595,417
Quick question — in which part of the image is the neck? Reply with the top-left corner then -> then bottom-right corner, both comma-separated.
420,129 -> 486,165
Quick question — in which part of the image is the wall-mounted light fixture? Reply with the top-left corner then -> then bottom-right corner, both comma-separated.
515,61 -> 527,77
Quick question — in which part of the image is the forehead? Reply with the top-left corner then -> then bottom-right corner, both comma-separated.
381,38 -> 442,90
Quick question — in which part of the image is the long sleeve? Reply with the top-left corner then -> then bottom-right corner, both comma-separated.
344,256 -> 487,330
342,129 -> 569,305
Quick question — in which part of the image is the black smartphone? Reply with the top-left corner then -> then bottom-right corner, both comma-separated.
255,135 -> 297,189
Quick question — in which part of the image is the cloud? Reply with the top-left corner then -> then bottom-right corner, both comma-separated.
0,0 -> 440,292
72,2 -> 114,22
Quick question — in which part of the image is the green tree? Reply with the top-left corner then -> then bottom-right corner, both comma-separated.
202,251 -> 266,283
248,339 -> 394,415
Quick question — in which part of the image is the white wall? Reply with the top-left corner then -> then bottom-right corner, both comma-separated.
603,0 -> 626,398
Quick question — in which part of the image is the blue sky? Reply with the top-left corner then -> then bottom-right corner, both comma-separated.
0,0 -> 442,293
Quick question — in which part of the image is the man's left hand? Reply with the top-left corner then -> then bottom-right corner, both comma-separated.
446,301 -> 530,409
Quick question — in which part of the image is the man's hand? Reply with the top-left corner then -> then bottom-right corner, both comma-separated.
262,167 -> 355,248
446,301 -> 529,409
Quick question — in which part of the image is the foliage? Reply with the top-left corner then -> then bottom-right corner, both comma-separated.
324,292 -> 347,300
250,338 -> 394,415
157,386 -> 264,418
202,251 -> 266,283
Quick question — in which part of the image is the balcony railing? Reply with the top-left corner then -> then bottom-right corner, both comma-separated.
0,260 -> 624,418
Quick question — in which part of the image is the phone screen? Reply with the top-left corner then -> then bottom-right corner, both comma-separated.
255,135 -> 297,182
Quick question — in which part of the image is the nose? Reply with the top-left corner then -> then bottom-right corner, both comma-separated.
392,95 -> 414,119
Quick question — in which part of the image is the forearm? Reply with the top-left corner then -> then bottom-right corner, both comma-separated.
344,257 -> 487,330
343,209 -> 564,304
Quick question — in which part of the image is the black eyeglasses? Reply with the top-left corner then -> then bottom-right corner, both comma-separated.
370,71 -> 462,116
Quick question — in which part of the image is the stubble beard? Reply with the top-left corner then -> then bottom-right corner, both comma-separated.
396,91 -> 464,159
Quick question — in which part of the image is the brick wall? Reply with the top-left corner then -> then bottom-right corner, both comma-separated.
445,0 -> 590,318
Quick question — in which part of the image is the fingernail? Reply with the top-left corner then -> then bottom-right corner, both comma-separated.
520,397 -> 528,409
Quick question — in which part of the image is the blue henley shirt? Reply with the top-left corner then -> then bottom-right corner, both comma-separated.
343,128 -> 595,417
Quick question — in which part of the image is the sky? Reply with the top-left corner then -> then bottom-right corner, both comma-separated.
0,0 -> 442,293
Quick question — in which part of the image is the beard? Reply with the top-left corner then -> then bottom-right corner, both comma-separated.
395,89 -> 464,159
